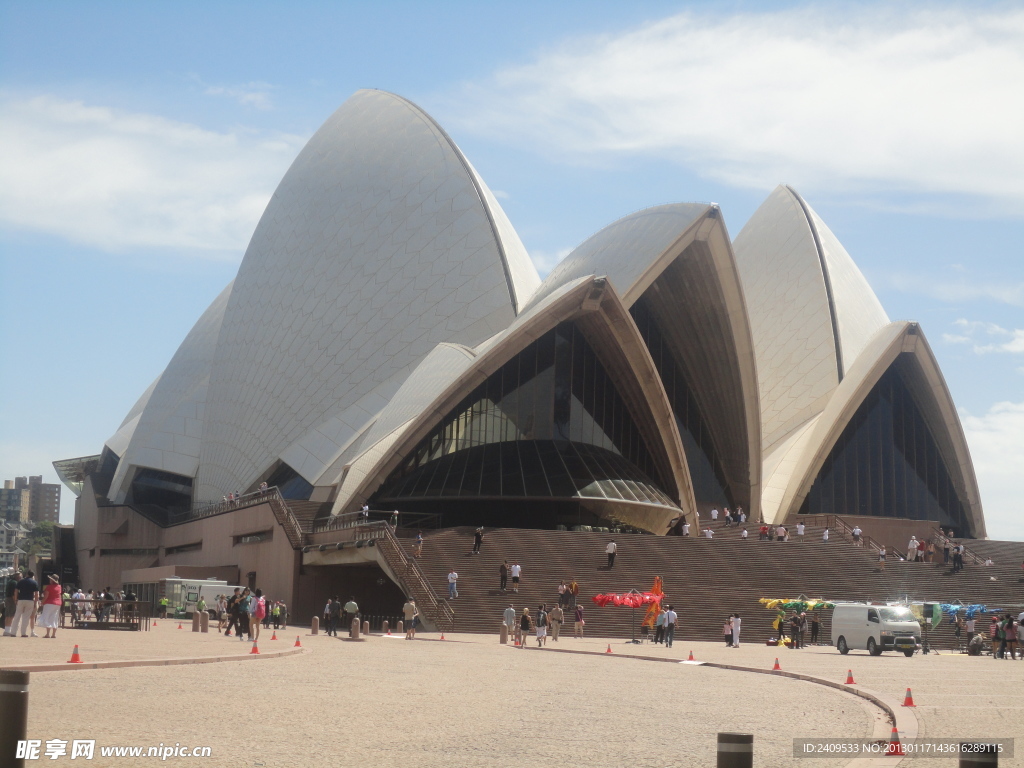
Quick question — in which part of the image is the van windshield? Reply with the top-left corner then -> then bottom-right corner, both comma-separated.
879,607 -> 914,622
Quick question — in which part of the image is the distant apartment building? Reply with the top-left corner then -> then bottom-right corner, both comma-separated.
1,481 -> 30,523
10,476 -> 61,524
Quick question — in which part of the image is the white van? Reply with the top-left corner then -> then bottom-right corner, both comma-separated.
831,603 -> 921,657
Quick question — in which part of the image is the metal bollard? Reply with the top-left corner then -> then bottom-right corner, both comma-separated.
0,669 -> 29,768
500,624 -> 508,644
382,620 -> 389,635
192,612 -> 201,632
717,733 -> 753,768
362,620 -> 369,636
200,611 -> 209,633
397,620 -> 404,634
351,617 -> 360,640
960,744 -> 999,767
311,616 -> 319,635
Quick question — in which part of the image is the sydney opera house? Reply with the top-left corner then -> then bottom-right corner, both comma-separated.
57,90 -> 985,616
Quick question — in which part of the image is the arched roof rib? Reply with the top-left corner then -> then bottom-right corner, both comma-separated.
192,89 -> 540,501
772,322 -> 984,537
330,275 -> 696,533
733,185 -> 889,459
107,281 -> 234,503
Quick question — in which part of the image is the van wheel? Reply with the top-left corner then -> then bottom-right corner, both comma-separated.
867,638 -> 882,656
903,649 -> 914,657
837,637 -> 849,655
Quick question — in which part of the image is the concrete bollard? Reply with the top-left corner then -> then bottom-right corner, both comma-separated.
397,620 -> 404,634
382,620 -> 389,635
960,744 -> 999,767
192,612 -> 201,632
500,624 -> 508,644
311,616 -> 319,635
362,620 -> 369,636
200,611 -> 209,633
351,617 -> 360,639
717,733 -> 752,768
0,669 -> 29,767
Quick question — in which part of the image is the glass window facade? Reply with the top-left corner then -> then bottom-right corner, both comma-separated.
798,362 -> 970,532
376,322 -> 672,507
630,298 -> 731,508
128,469 -> 193,514
264,463 -> 314,500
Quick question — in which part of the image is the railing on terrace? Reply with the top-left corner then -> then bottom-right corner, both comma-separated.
375,523 -> 455,632
312,509 -> 441,533
797,514 -> 906,560
930,527 -> 985,566
167,487 -> 281,525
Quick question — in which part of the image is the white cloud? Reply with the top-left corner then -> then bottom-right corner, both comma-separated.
529,247 -> 571,277
889,274 -> 1024,307
0,95 -> 306,256
944,319 -> 1024,354
449,7 -> 1024,211
202,81 -> 275,110
961,401 -> 1024,541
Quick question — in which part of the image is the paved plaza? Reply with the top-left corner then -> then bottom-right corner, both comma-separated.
2,621 -> 1022,767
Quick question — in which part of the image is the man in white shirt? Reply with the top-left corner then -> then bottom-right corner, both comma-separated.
731,614 -> 742,647
852,526 -> 862,546
606,540 -> 617,568
503,604 -> 517,643
740,528 -> 748,539
510,562 -> 522,593
822,528 -> 829,542
710,508 -> 719,521
704,528 -> 713,539
663,605 -> 678,648
907,536 -> 919,561
682,521 -> 690,537
447,569 -> 458,599
796,522 -> 805,537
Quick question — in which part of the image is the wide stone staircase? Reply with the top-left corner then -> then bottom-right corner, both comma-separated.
408,521 -> 1023,648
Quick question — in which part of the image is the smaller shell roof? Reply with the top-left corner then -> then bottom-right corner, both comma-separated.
524,203 -> 712,312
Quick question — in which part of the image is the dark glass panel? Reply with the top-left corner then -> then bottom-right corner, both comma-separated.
262,463 -> 311,501
442,448 -> 470,497
479,443 -> 503,497
800,364 -> 969,531
518,441 -> 551,497
536,442 -> 576,497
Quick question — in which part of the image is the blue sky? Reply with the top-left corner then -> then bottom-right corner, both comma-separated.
1,2 -> 1021,538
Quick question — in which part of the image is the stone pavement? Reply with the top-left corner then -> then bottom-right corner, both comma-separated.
2,624 -> 1020,767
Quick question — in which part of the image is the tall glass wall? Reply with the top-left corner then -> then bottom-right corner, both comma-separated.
799,362 -> 970,531
377,322 -> 671,505
630,298 -> 731,508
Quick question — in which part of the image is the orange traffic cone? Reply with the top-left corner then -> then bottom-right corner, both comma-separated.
440,633 -> 446,641
177,622 -> 183,630
514,636 -> 520,647
687,650 -> 695,661
605,644 -> 613,654
386,628 -> 392,636
294,636 -> 302,648
271,631 -> 277,641
250,641 -> 260,655
902,687 -> 916,707
886,727 -> 904,756
67,645 -> 83,664
845,670 -> 856,685
153,620 -> 158,627
772,658 -> 781,671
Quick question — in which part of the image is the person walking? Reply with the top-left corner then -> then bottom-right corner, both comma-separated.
38,574 -> 63,639
878,545 -> 887,570
414,530 -> 424,559
3,570 -> 22,636
851,526 -> 862,546
723,616 -> 733,647
606,540 -> 617,567
731,613 -> 742,648
574,604 -> 585,638
567,578 -> 579,607
822,528 -> 829,543
224,588 -> 242,636
664,605 -> 677,648
499,561 -> 509,593
472,527 -> 484,555
519,608 -> 532,650
549,604 -> 564,642
557,580 -> 567,608
510,562 -> 522,593
236,588 -> 252,641
327,597 -> 341,637
447,568 -> 458,599
907,536 -> 919,562
810,610 -> 821,645
11,571 -> 39,637
403,598 -> 419,640
343,596 -> 359,629
536,604 -> 548,647
249,589 -> 266,642
503,604 -> 517,643
653,608 -> 666,644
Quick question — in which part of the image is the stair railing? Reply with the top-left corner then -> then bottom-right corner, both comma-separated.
929,527 -> 985,566
375,524 -> 454,632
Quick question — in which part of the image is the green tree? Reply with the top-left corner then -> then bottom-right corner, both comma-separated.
24,521 -> 54,557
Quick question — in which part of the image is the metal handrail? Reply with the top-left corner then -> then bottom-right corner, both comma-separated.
794,514 -> 905,560
929,527 -> 984,566
168,487 -> 280,525
376,524 -> 454,631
